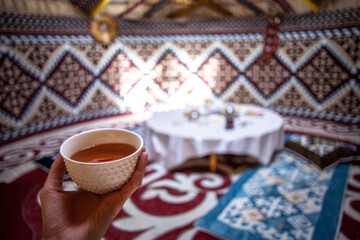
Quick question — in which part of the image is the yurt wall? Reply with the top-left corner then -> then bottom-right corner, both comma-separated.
0,1 -> 359,144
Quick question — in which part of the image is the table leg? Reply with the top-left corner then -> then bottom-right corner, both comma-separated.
210,153 -> 217,172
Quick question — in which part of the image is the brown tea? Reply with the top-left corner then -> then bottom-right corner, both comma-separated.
70,143 -> 137,163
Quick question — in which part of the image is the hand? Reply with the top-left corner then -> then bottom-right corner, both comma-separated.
39,147 -> 148,240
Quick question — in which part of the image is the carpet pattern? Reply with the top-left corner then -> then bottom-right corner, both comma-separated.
197,151 -> 350,239
1,151 -> 360,239
0,115 -> 359,239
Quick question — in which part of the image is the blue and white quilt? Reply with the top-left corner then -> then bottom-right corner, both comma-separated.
197,150 -> 349,240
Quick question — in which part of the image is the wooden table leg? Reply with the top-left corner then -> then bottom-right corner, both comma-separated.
210,153 -> 217,172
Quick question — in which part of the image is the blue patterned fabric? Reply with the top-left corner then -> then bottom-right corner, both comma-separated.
197,150 -> 350,239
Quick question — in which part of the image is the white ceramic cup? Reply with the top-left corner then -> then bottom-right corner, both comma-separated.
60,128 -> 143,194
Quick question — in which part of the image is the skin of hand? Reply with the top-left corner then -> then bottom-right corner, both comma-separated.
39,147 -> 148,240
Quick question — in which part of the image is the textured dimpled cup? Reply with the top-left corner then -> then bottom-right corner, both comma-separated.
60,128 -> 143,194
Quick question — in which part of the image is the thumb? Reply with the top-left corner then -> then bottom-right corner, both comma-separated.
44,154 -> 67,190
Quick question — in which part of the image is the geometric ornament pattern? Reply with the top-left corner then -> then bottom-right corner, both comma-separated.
72,42 -> 110,66
80,88 -> 118,114
173,41 -> 212,61
149,51 -> 191,96
330,36 -> 360,66
46,53 -> 94,106
245,56 -> 291,98
8,42 -> 61,71
25,94 -> 71,126
0,11 -> 360,143
324,88 -> 360,116
0,56 -> 41,118
223,41 -> 262,63
296,48 -> 351,102
124,41 -> 165,62
271,84 -> 315,110
198,50 -> 240,96
278,39 -> 319,64
100,52 -> 142,98
224,83 -> 262,106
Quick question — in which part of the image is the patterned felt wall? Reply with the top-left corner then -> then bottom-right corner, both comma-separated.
0,9 -> 360,144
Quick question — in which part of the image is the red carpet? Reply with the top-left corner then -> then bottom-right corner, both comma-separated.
1,156 -> 360,239
0,116 -> 359,239
0,160 -> 238,240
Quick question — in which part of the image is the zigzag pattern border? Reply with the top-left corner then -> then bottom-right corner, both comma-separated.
1,34 -> 359,111
1,36 -> 358,88
1,16 -> 360,144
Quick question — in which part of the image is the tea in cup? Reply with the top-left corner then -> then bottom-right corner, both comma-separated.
60,128 -> 143,194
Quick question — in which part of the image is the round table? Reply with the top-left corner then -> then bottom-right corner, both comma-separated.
144,104 -> 284,170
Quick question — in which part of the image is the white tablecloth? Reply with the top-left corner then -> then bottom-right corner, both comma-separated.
145,105 -> 284,169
